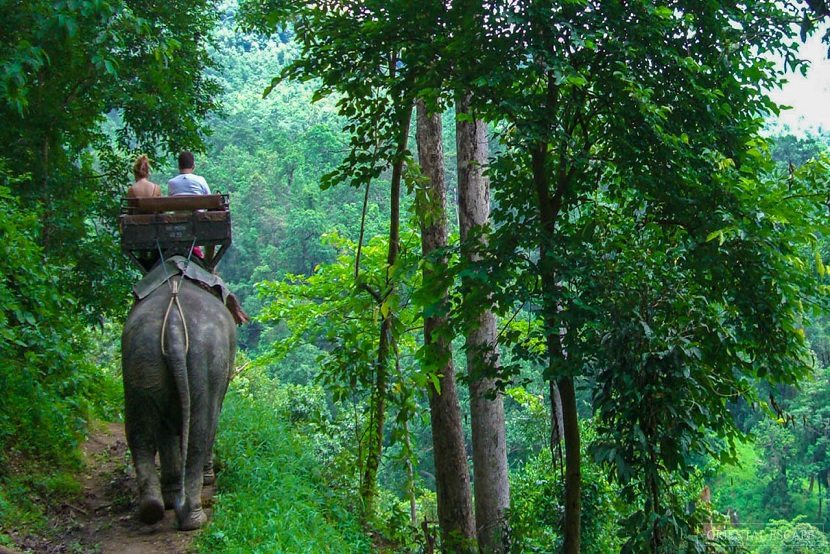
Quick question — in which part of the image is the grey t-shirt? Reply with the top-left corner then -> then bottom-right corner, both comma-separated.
168,173 -> 211,196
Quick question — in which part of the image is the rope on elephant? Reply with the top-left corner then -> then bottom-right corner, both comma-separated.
157,238 -> 198,356
160,276 -> 190,356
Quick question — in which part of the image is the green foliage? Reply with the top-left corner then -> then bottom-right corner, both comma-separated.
371,487 -> 438,553
255,231 -> 427,497
756,518 -> 830,554
257,231 -> 422,398
0,467 -> 82,538
0,182 -> 93,465
239,0 -> 419,193
470,3 -> 826,543
711,366 -> 830,527
791,367 -> 830,516
0,178 -> 123,537
232,1 -> 830,549
711,439 -> 769,524
712,517 -> 830,554
580,144 -> 828,552
0,0 -> 219,148
710,418 -> 829,531
503,385 -> 550,462
199,13 -> 395,353
509,444 -> 622,554
770,133 -> 828,168
755,419 -> 798,519
198,370 -> 372,553
0,0 -> 222,325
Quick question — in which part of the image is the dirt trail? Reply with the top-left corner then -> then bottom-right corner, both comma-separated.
12,422 -> 213,554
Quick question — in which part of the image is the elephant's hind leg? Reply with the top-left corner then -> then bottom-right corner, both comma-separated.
159,430 -> 182,509
124,392 -> 164,525
202,388 -> 226,486
176,410 -> 210,531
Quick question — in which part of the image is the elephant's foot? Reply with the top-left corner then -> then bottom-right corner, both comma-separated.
138,496 -> 165,525
177,505 -> 207,531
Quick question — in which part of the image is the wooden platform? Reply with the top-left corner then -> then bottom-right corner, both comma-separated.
120,194 -> 232,273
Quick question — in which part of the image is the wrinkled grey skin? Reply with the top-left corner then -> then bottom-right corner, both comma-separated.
121,278 -> 235,531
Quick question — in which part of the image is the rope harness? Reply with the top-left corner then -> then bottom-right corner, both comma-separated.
161,277 -> 189,356
157,238 -> 198,356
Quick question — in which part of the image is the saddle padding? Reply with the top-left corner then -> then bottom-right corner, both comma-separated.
133,255 -> 232,305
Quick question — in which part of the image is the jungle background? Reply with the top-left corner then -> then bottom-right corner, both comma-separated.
4,0 -> 830,552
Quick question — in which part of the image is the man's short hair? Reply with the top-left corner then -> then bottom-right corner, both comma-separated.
178,151 -> 195,170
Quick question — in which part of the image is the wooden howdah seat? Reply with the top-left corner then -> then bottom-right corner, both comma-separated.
120,194 -> 232,274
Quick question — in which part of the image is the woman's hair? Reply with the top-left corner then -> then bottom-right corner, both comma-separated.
133,154 -> 150,180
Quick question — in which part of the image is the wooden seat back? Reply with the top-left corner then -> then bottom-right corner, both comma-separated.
125,194 -> 226,213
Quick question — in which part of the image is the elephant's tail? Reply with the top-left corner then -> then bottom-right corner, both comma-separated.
162,277 -> 190,511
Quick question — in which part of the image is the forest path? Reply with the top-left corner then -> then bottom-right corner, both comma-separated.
14,422 -> 212,553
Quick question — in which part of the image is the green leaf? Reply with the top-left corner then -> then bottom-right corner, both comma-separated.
429,372 -> 441,395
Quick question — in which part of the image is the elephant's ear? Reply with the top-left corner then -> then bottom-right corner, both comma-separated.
227,294 -> 249,325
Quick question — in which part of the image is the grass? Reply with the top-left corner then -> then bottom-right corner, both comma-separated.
0,462 -> 83,544
196,388 -> 372,554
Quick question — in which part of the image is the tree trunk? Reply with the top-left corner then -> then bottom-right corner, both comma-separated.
360,102 -> 413,519
550,302 -> 566,473
416,100 -> 477,551
558,377 -> 581,554
456,93 -> 510,553
649,453 -> 662,552
531,141 -> 581,554
550,380 -> 565,472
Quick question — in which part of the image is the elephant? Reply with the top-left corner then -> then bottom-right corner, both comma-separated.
121,276 -> 236,531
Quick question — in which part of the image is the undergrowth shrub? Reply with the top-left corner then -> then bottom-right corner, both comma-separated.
0,180 -> 123,537
371,487 -> 439,552
0,184 -> 86,466
509,446 -> 622,553
753,518 -> 829,554
197,367 -> 371,553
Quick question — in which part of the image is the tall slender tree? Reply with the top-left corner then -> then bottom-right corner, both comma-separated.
360,96 -> 413,516
416,98 -> 477,551
456,93 -> 510,553
465,1 -> 822,550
